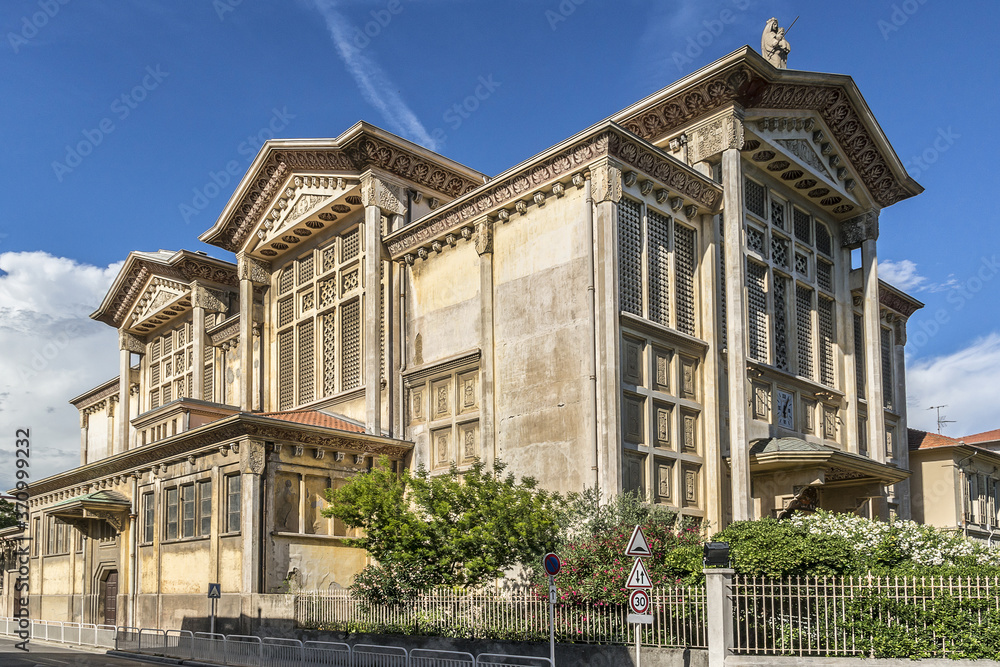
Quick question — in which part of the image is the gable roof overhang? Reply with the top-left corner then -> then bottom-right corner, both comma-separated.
749,437 -> 911,486
91,249 -> 237,332
609,47 -> 922,211
383,121 -> 724,260
199,122 -> 487,254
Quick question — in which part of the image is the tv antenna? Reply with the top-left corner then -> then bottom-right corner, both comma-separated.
927,405 -> 955,434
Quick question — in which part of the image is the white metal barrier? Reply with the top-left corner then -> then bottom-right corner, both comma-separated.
411,648 -> 476,666
476,654 -> 554,667
353,643 -> 408,667
304,639 -> 351,666
194,631 -> 228,663
226,633 -> 263,667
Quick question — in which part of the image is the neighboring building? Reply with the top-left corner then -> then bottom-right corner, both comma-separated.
6,45 -> 925,629
960,429 -> 1000,453
909,429 -> 1000,542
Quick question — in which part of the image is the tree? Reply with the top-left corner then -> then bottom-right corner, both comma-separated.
0,499 -> 20,530
324,457 -> 565,602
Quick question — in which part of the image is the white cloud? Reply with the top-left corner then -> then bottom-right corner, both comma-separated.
0,252 -> 121,493
308,0 -> 438,150
906,333 -> 1000,437
879,259 -> 926,292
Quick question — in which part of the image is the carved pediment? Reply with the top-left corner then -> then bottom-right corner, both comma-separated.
130,277 -> 191,328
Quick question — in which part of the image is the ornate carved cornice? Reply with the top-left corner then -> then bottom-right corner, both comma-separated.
22,413 -> 413,497
879,285 -> 923,319
384,126 -> 722,259
208,316 -> 240,346
613,52 -> 919,209
203,133 -> 483,253
841,209 -> 879,248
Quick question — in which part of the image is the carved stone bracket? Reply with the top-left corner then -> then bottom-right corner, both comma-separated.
474,218 -> 493,256
360,175 -> 407,216
191,282 -> 228,313
119,330 -> 145,354
241,439 -> 265,475
841,209 -> 879,248
591,160 -> 623,204
237,253 -> 271,284
687,109 -> 745,164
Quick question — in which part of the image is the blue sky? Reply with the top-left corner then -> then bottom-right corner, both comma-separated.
0,0 -> 996,485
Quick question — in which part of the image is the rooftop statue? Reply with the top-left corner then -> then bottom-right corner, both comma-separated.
762,17 -> 792,69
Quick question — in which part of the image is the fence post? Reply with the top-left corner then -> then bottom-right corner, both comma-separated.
704,568 -> 734,667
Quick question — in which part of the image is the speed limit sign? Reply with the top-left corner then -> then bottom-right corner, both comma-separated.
629,589 -> 650,615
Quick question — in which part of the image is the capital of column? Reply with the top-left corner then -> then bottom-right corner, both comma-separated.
119,330 -> 145,354
191,281 -> 228,313
841,209 -> 880,249
687,107 -> 746,164
474,218 -> 493,256
236,253 -> 271,284
360,173 -> 407,216
240,438 -> 266,475
590,159 -> 623,204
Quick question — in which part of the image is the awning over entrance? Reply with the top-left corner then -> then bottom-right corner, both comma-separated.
47,490 -> 131,531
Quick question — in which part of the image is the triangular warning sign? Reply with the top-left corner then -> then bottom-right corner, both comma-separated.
625,525 -> 651,558
626,557 -> 652,589
208,583 -> 221,599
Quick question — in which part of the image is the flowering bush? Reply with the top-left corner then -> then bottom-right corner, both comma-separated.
788,510 -> 1000,570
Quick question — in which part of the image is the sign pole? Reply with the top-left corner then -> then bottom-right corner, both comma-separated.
548,574 -> 556,666
636,622 -> 641,667
210,597 -> 216,635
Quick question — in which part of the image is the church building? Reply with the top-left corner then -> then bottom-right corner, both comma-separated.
6,43 -> 923,631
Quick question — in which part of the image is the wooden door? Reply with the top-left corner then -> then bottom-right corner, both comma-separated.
103,571 -> 118,626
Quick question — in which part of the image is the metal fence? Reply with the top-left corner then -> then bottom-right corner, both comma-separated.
295,587 -> 707,649
732,574 -> 1000,658
0,616 -> 116,648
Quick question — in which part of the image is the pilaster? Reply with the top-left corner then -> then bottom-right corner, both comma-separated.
893,317 -> 911,518
191,282 -> 227,402
721,147 -> 751,521
240,439 -> 265,595
697,211 -> 724,532
591,159 -> 623,501
117,331 -> 144,454
475,217 -> 496,469
236,254 -> 270,412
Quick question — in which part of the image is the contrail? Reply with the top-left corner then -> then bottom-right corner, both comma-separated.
310,0 -> 438,150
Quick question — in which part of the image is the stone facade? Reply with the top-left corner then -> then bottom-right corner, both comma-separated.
3,46 -> 927,628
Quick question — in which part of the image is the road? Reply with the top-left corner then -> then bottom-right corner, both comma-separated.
0,637 -> 154,666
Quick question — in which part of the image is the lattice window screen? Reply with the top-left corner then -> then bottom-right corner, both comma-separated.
279,268 -> 294,295
151,339 -> 161,361
771,199 -> 786,230
770,236 -> 789,268
794,209 -> 811,245
322,243 -> 337,273
746,260 -> 768,362
744,178 -> 766,218
796,285 -> 814,378
818,297 -> 836,387
278,298 -> 294,328
341,299 -> 361,391
298,255 -> 314,285
298,320 -> 315,404
322,312 -> 336,396
674,225 -> 697,336
881,327 -> 894,411
647,210 -> 671,327
817,261 -> 833,292
617,198 -> 643,317
816,223 -> 832,256
203,348 -> 214,402
278,329 -> 294,411
773,275 -> 789,371
342,228 -> 360,262
854,314 -> 865,393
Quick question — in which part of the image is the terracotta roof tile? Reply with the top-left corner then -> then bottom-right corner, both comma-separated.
908,428 -> 964,451
258,409 -> 366,433
961,428 -> 1000,445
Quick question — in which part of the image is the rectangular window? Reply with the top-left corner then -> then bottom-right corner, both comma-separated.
142,492 -> 154,543
47,516 -> 55,555
33,516 -> 40,556
647,209 -> 671,327
746,260 -> 768,362
165,487 -> 179,540
818,297 -> 836,387
674,225 -> 697,336
881,328 -> 894,411
181,484 -> 195,538
744,178 -> 766,218
226,474 -> 241,533
617,198 -> 644,317
854,314 -> 865,394
796,285 -> 814,379
198,480 -> 212,537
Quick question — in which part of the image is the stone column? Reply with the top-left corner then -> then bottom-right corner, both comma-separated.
240,440 -> 265,595
236,254 -> 270,412
361,174 -> 406,436
475,218 -> 496,469
117,331 -> 144,454
191,282 -> 227,402
844,211 -> 885,464
698,211 -> 724,532
721,147 -> 752,521
591,159 -> 623,501
893,318 -> 911,517
80,412 -> 89,466
704,568 -> 735,667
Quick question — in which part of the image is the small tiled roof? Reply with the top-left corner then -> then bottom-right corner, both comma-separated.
908,428 -> 963,450
48,489 -> 131,509
961,429 -> 1000,445
258,409 -> 365,434
750,437 -> 838,455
